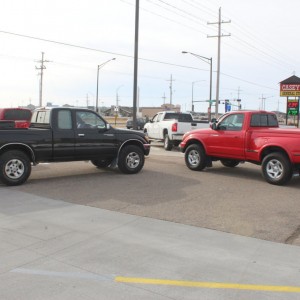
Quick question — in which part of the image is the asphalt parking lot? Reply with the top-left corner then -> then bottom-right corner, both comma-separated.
1,144 -> 300,299
9,143 -> 300,246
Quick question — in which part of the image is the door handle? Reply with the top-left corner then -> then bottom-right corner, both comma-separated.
78,133 -> 85,137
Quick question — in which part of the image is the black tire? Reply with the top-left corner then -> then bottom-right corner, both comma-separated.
91,159 -> 112,168
261,152 -> 293,185
164,134 -> 173,151
220,159 -> 240,168
118,145 -> 144,174
185,144 -> 207,171
0,150 -> 31,186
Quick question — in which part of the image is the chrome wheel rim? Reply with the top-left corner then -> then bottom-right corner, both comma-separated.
5,159 -> 25,179
126,152 -> 140,169
266,159 -> 283,179
188,150 -> 200,166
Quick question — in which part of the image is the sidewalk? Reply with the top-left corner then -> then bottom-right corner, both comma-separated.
0,188 -> 300,300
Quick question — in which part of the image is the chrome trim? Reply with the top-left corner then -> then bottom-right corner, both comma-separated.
117,139 -> 146,158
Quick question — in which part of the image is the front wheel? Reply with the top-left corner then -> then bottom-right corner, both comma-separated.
0,150 -> 31,186
118,145 -> 144,174
185,144 -> 207,171
261,152 -> 292,185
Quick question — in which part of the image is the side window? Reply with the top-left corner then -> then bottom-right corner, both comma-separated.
58,110 -> 72,130
268,114 -> 278,126
250,114 -> 278,127
218,114 -> 244,131
76,111 -> 106,129
32,111 -> 50,123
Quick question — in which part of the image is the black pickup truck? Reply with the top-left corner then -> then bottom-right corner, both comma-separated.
0,107 -> 150,186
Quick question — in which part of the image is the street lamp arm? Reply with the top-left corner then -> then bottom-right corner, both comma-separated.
182,51 -> 211,64
96,58 -> 116,113
182,50 -> 213,120
98,57 -> 116,70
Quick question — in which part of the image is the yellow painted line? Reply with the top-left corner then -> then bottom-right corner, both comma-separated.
115,276 -> 300,293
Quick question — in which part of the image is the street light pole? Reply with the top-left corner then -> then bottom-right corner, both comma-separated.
182,51 -> 213,121
192,81 -> 205,112
96,58 -> 116,113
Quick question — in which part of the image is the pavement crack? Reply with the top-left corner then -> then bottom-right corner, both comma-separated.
285,225 -> 300,245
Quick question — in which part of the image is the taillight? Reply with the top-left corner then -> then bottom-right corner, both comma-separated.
171,123 -> 177,132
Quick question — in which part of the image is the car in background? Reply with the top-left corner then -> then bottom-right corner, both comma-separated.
126,117 -> 146,130
0,108 -> 32,128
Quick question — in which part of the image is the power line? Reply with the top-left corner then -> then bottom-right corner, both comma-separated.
0,30 -> 279,91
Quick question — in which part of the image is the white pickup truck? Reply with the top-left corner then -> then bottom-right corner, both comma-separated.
144,111 -> 209,150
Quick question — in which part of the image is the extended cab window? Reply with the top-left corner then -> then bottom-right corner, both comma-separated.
58,110 -> 72,129
76,111 -> 106,129
250,114 -> 278,127
218,113 -> 244,131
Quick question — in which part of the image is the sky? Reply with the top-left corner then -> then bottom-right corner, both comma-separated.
0,0 -> 299,114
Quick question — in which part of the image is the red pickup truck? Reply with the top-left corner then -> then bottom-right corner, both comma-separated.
180,110 -> 300,185
0,108 -> 32,128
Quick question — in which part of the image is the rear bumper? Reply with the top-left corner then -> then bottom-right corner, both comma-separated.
171,134 -> 184,141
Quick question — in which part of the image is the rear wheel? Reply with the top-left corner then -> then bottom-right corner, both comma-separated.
164,134 -> 173,151
220,159 -> 240,168
118,145 -> 144,174
185,144 -> 207,171
0,150 -> 31,186
261,152 -> 292,185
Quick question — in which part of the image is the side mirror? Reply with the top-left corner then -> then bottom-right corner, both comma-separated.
211,123 -> 217,130
210,118 -> 218,130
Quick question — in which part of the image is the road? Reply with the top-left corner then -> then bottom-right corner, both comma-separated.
9,143 -> 300,246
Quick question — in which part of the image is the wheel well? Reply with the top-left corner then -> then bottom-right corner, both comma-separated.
184,139 -> 205,152
260,146 -> 290,162
163,129 -> 168,136
119,140 -> 144,154
0,144 -> 35,162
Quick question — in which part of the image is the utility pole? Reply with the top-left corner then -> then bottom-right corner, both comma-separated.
132,0 -> 140,130
167,74 -> 175,106
35,52 -> 50,107
208,7 -> 230,117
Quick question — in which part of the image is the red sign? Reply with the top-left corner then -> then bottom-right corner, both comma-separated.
280,84 -> 300,96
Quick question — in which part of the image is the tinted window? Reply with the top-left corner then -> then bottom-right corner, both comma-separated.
3,109 -> 31,120
164,113 -> 181,120
178,114 -> 193,122
250,114 -> 278,127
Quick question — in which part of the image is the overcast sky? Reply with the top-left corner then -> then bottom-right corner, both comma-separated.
0,0 -> 299,113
